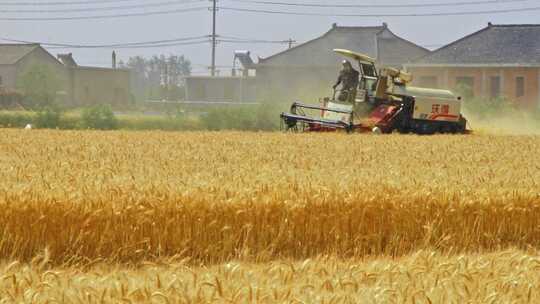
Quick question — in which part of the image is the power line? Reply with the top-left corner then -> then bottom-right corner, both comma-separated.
0,34 -> 293,48
226,0 -> 535,8
0,6 -> 207,20
0,0 -> 139,6
219,35 -> 292,43
219,5 -> 540,17
0,35 -> 210,48
48,40 -> 211,49
0,0 -> 204,13
0,1 -> 535,20
219,39 -> 290,44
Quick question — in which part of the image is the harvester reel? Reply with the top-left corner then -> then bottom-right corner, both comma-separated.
282,104 -> 309,132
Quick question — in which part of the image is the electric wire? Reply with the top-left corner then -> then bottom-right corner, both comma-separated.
0,34 -> 294,48
218,35 -> 291,43
219,39 -> 290,44
0,6 -> 207,20
47,40 -> 211,49
0,0 -> 142,6
218,5 -> 540,17
0,35 -> 211,48
0,0 -> 205,13
226,0 -> 535,8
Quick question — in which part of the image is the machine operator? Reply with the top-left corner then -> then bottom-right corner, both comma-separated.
333,60 -> 360,103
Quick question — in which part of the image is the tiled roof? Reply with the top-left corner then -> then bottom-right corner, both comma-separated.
411,24 -> 540,66
0,44 -> 39,65
258,23 -> 428,67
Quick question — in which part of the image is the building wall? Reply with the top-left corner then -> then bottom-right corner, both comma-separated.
408,66 -> 540,109
256,66 -> 339,103
71,67 -> 130,106
185,77 -> 256,102
0,65 -> 17,89
16,48 -> 70,94
0,47 -> 131,107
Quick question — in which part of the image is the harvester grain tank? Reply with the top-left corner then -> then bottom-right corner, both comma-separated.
280,49 -> 468,134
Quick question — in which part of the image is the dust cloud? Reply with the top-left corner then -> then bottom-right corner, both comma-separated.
464,109 -> 540,135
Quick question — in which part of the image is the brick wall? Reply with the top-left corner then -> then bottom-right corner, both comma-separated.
408,66 -> 540,109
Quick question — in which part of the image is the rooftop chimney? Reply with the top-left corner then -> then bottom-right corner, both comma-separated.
488,22 -> 493,26
332,23 -> 338,29
56,53 -> 77,67
112,51 -> 117,69
383,22 -> 388,28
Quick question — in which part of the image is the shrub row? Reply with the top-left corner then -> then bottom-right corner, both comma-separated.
0,103 -> 284,131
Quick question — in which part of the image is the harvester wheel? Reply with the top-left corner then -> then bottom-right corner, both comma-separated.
372,127 -> 383,134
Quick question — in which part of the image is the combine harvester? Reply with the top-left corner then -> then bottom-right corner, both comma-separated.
280,49 -> 469,134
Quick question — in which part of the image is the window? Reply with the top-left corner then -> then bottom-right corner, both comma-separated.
516,76 -> 525,98
490,76 -> 501,98
360,76 -> 378,96
419,76 -> 438,88
360,63 -> 377,77
455,76 -> 475,97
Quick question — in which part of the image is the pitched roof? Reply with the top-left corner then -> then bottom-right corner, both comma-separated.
410,24 -> 540,66
377,35 -> 430,66
0,44 -> 40,65
258,23 -> 428,67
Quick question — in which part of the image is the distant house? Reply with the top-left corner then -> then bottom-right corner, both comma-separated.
184,51 -> 257,103
256,23 -> 430,103
0,44 -> 130,107
406,23 -> 540,109
0,44 -> 69,93
185,76 -> 256,103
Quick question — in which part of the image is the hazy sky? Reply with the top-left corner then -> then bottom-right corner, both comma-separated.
1,0 -> 538,75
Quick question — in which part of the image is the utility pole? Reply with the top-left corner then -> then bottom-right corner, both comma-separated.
288,38 -> 296,49
211,0 -> 217,76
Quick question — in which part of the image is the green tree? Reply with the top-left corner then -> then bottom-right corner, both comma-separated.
121,54 -> 192,102
34,104 -> 63,129
16,64 -> 60,109
80,104 -> 118,130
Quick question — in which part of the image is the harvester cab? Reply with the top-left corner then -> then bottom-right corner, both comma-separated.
280,49 -> 468,134
335,49 -> 379,102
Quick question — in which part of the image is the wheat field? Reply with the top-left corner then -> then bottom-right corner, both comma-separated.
1,249 -> 538,303
0,129 -> 539,302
